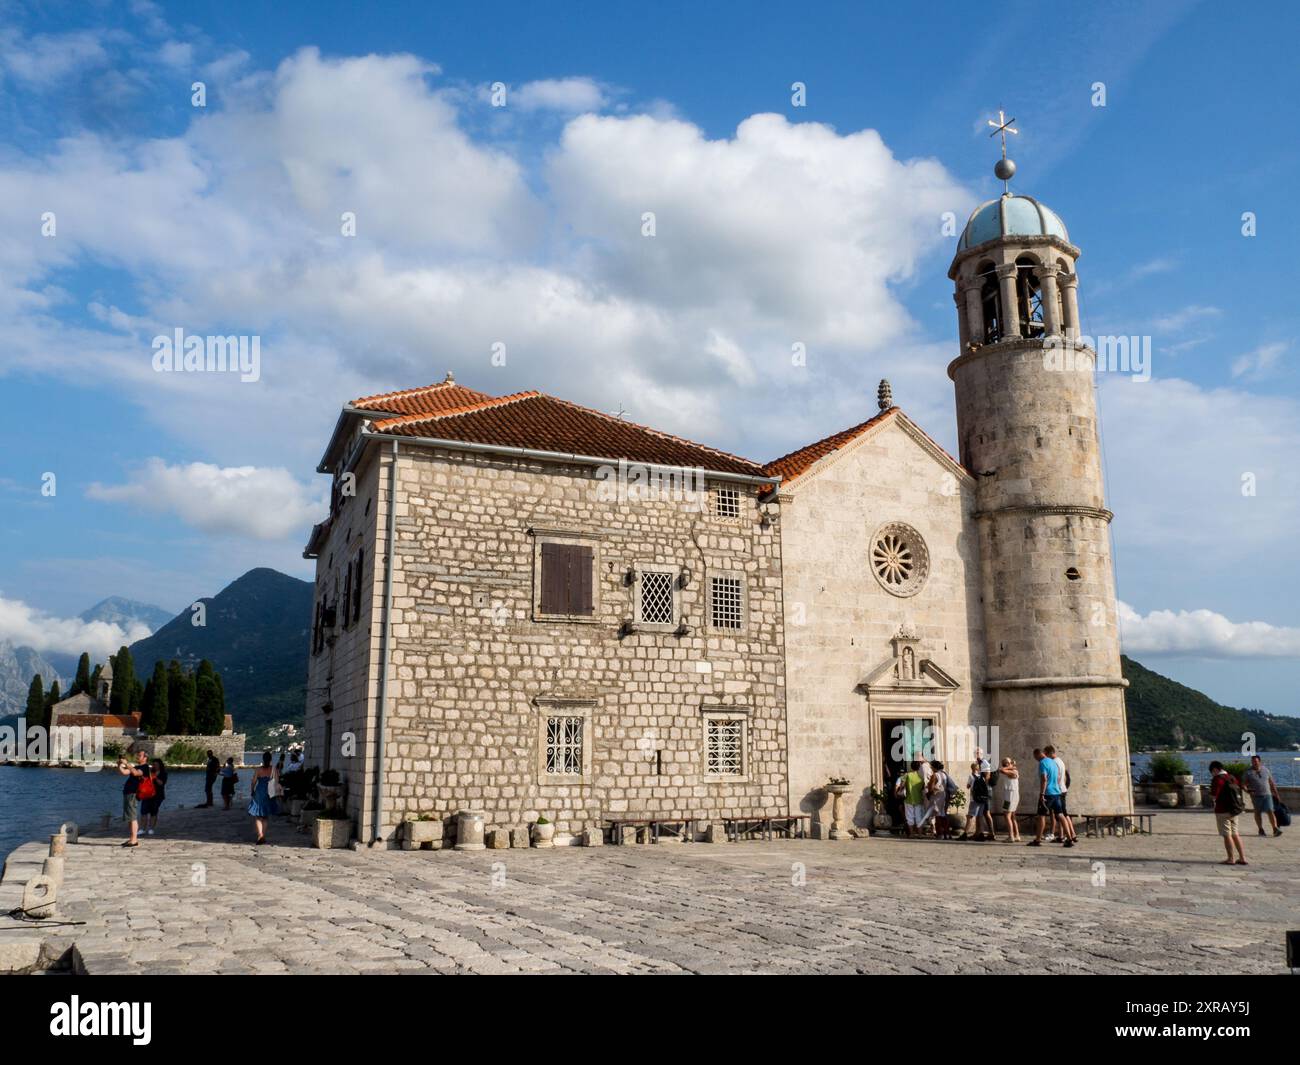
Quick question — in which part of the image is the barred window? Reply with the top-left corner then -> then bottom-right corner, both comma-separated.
706,716 -> 744,777
713,485 -> 741,520
639,570 -> 675,625
545,716 -> 584,776
709,575 -> 743,630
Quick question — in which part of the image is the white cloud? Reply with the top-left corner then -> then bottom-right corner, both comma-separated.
1151,304 -> 1221,333
0,597 -> 151,658
87,460 -> 326,541
1119,601 -> 1300,658
157,40 -> 194,69
0,29 -> 109,87
513,77 -> 606,113
1230,341 -> 1287,380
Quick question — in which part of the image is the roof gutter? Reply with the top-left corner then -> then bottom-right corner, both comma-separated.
362,430 -> 781,487
370,438 -> 398,847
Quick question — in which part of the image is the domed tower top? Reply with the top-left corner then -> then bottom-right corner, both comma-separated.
957,193 -> 1069,252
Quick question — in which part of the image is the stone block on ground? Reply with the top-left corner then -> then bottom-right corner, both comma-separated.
488,829 -> 510,849
582,827 -> 604,847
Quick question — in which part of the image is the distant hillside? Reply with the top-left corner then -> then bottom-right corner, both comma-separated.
0,641 -> 62,718
80,596 -> 173,633
128,568 -> 312,744
1122,655 -> 1300,750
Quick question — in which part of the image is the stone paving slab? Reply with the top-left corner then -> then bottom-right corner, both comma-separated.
1,805 -> 1294,974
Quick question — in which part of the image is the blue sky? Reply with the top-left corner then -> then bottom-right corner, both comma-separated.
1,0 -> 1297,713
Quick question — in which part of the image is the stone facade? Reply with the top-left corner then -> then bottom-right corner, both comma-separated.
131,733 -> 246,764
305,443 -> 786,845
776,414 -> 989,832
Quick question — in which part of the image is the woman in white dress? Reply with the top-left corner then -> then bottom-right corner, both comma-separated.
997,757 -> 1021,842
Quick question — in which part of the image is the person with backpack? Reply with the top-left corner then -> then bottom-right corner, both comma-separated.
1029,746 -> 1074,848
963,761 -> 995,841
1210,761 -> 1248,866
116,749 -> 151,848
1243,755 -> 1283,838
928,759 -> 956,839
140,757 -> 168,836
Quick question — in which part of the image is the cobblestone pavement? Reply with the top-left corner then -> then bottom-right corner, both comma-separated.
2,806 -> 1294,974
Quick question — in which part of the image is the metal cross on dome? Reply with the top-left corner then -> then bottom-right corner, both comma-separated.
987,109 -> 1018,156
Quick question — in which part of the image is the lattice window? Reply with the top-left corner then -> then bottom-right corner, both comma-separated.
713,485 -> 741,520
706,717 -> 743,777
545,716 -> 584,776
639,570 -> 674,625
710,575 -> 743,630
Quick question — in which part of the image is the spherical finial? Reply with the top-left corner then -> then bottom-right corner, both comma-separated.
994,157 -> 1016,182
444,370 -> 456,383
877,379 -> 893,411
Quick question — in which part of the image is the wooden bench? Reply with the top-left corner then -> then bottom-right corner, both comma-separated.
605,817 -> 695,844
723,814 -> 811,842
1080,813 -> 1156,837
605,815 -> 812,844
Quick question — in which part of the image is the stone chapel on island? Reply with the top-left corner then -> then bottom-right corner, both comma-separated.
302,169 -> 1133,847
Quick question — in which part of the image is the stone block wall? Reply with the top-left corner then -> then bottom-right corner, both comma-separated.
323,442 -> 787,843
778,417 -> 989,830
132,734 -> 246,765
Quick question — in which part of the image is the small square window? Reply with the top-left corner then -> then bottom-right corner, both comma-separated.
545,715 -> 584,776
709,575 -> 743,630
639,570 -> 675,626
705,716 -> 744,777
713,485 -> 741,520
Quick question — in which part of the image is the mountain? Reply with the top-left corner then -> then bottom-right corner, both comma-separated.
127,568 -> 312,743
0,641 -> 62,718
79,596 -> 173,633
1122,655 -> 1300,750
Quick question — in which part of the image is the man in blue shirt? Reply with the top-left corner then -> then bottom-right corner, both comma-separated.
1029,744 -> 1075,848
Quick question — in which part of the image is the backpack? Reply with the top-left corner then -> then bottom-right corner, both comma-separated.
1221,776 -> 1246,816
971,774 -> 990,803
944,773 -> 959,803
137,772 -> 156,800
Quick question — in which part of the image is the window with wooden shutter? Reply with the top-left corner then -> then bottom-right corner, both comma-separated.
538,541 -> 595,617
341,561 -> 352,628
352,549 -> 364,624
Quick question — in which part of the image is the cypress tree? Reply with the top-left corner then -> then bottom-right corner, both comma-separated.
109,645 -> 136,716
130,677 -> 143,713
43,680 -> 61,731
176,671 -> 197,735
73,653 -> 91,695
90,664 -> 103,698
166,660 -> 184,733
195,673 -> 224,735
214,671 -> 226,716
142,661 -> 170,735
25,674 -> 44,724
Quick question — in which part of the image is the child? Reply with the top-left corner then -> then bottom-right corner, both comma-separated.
220,757 -> 239,810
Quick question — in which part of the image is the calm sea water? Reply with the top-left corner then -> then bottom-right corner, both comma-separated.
0,765 -> 218,863
1129,751 -> 1300,785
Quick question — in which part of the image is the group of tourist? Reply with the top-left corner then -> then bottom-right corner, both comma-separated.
1209,755 -> 1285,866
890,744 -> 1078,848
117,747 -> 285,847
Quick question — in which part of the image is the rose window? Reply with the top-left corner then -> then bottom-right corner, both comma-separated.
870,523 -> 929,597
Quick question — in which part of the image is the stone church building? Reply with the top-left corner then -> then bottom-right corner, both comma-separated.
303,185 -> 1132,846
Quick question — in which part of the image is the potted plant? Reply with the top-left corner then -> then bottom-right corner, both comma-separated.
317,769 -> 344,812
869,784 -> 893,832
947,788 -> 968,832
312,807 -> 353,849
531,815 -> 556,848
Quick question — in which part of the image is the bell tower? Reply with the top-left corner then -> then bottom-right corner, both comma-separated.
948,134 -> 1132,816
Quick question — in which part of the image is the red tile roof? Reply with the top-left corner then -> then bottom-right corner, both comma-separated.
762,407 -> 970,488
350,375 -> 494,417
763,408 -> 900,483
370,391 -> 767,477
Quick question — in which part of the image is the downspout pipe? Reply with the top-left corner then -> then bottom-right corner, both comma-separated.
371,439 -> 398,846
